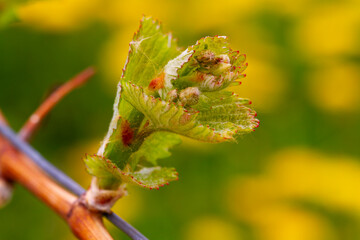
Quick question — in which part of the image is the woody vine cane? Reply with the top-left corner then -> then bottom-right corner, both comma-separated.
0,69 -> 147,239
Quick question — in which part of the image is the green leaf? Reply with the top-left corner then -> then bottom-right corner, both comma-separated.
195,91 -> 258,135
171,36 -> 247,92
176,36 -> 230,80
121,167 -> 178,190
84,154 -> 121,189
84,154 -> 178,190
121,81 -> 258,142
88,17 -> 259,193
98,16 -> 181,165
128,131 -> 181,169
122,16 -> 180,87
194,91 -> 251,111
159,48 -> 194,98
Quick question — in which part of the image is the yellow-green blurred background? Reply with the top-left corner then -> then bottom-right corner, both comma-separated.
1,0 -> 360,239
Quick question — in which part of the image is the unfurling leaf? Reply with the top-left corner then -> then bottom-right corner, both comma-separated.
84,16 -> 259,194
122,17 -> 180,87
121,167 -> 178,190
84,154 -> 120,189
128,131 -> 181,169
97,16 -> 181,169
84,154 -> 178,189
121,80 -> 258,142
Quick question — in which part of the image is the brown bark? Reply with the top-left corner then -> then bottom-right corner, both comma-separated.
0,67 -> 115,239
0,134 -> 113,240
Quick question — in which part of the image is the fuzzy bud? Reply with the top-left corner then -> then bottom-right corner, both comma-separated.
166,89 -> 178,102
179,87 -> 200,106
199,74 -> 220,91
83,178 -> 127,213
195,50 -> 216,69
210,54 -> 231,76
219,71 -> 237,87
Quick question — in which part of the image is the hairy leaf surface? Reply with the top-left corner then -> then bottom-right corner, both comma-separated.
86,17 -> 258,191
84,154 -> 178,189
122,17 -> 180,87
99,17 -> 181,166
128,131 -> 181,169
122,81 -> 258,142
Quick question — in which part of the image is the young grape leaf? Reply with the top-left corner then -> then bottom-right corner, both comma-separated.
84,154 -> 178,189
84,154 -> 121,189
85,17 -> 259,195
128,131 -> 182,170
98,16 -> 181,165
122,16 -> 180,87
121,167 -> 178,190
121,81 -> 258,142
170,36 -> 247,92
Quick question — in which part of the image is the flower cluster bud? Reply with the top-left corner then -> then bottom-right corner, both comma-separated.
210,54 -> 231,76
195,51 -> 231,76
181,48 -> 245,92
83,178 -> 127,213
179,87 -> 200,106
198,73 -> 220,91
165,37 -> 247,106
166,89 -> 178,102
195,50 -> 215,69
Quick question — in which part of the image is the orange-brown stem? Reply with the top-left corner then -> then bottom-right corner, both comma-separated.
18,67 -> 95,142
0,132 -> 113,240
0,68 -> 123,239
1,75 -> 113,239
0,109 -> 13,206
